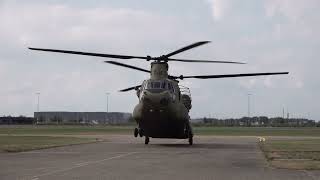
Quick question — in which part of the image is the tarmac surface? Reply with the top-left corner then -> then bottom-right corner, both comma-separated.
0,135 -> 320,180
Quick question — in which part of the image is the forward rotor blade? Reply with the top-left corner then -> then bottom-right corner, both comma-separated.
105,61 -> 181,79
119,85 -> 141,92
167,58 -> 245,64
28,47 -> 147,60
165,41 -> 210,58
104,61 -> 150,73
178,72 -> 289,80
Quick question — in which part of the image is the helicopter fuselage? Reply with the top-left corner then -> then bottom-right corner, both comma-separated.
133,79 -> 190,138
132,62 -> 192,139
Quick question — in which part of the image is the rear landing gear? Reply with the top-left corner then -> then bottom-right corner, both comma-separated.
134,128 -> 139,137
188,135 -> 193,145
145,136 -> 150,144
186,122 -> 193,145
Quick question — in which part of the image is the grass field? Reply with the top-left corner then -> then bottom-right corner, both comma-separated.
0,125 -> 133,135
193,127 -> 320,136
0,125 -> 319,155
260,139 -> 320,170
0,125 -> 320,136
0,135 -> 96,153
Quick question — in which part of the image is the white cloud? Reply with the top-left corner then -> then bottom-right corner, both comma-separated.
0,1 -> 319,119
206,0 -> 231,21
0,2 -> 186,115
264,0 -> 319,22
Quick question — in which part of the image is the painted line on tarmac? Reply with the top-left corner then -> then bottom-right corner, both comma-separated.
21,151 -> 80,154
31,152 -> 138,179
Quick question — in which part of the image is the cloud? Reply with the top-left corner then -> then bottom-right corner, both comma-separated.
0,1 -> 319,119
0,2 -> 185,115
264,0 -> 319,22
206,0 -> 232,21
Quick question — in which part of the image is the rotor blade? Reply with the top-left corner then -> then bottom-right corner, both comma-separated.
28,47 -> 147,60
119,85 -> 141,92
167,58 -> 245,64
104,61 -> 150,73
178,72 -> 289,80
165,41 -> 210,58
105,61 -> 181,79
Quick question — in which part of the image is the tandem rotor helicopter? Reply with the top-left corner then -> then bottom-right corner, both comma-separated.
29,41 -> 288,145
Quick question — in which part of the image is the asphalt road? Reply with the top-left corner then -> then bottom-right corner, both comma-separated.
0,135 -> 319,180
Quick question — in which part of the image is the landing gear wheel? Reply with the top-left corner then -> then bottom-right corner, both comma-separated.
134,128 -> 139,137
139,129 -> 144,137
185,122 -> 193,145
188,136 -> 193,145
145,136 -> 150,144
187,124 -> 193,145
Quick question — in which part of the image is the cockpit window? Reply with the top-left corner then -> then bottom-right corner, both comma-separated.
153,82 -> 161,88
144,80 -> 173,92
147,81 -> 163,89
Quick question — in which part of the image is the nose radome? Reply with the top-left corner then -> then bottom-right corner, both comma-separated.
160,97 -> 169,106
144,91 -> 170,105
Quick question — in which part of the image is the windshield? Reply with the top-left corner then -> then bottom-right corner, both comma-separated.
144,80 -> 174,92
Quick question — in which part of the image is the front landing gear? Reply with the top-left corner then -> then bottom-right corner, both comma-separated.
138,128 -> 144,137
145,136 -> 150,144
133,127 -> 144,137
134,127 -> 150,144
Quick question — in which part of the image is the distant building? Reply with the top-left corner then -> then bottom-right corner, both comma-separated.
0,116 -> 34,125
34,112 -> 132,124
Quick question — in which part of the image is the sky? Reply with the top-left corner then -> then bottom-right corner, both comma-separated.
0,0 -> 319,120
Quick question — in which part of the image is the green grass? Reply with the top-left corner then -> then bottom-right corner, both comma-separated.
0,135 -> 96,153
260,139 -> 320,170
1,126 -> 320,136
193,127 -> 320,136
0,125 -> 320,155
0,125 -> 134,135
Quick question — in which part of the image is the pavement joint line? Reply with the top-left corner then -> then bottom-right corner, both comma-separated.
31,152 -> 138,179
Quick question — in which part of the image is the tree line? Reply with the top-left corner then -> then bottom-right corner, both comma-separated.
192,116 -> 318,127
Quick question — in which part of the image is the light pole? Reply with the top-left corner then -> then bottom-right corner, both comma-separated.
106,93 -> 110,124
106,93 -> 110,113
247,93 -> 252,118
36,92 -> 40,124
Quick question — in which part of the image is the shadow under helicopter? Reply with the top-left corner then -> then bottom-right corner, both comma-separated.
145,143 -> 254,150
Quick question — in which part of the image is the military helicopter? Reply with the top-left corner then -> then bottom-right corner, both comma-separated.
29,41 -> 288,145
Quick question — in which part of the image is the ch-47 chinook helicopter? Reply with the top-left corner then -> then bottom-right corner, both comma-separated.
29,41 -> 288,145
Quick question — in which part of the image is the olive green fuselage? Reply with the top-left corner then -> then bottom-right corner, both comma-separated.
132,62 -> 191,139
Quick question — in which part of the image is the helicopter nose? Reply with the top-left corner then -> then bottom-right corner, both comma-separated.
160,97 -> 169,106
142,90 -> 171,106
